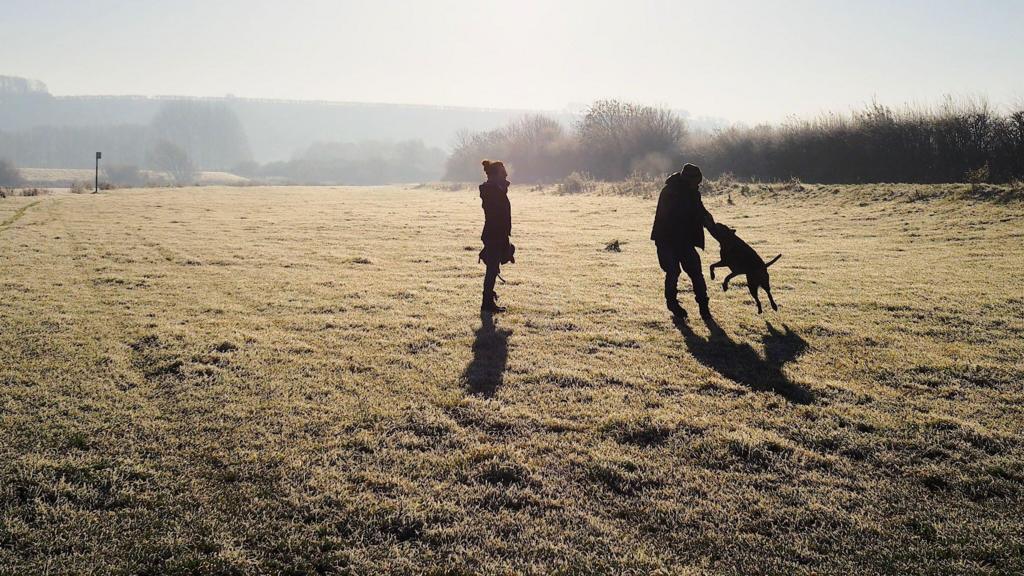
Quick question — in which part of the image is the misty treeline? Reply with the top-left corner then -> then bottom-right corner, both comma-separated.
445,102 -> 686,183
445,99 -> 1024,184
237,140 -> 446,185
1,91 -> 447,185
0,100 -> 251,183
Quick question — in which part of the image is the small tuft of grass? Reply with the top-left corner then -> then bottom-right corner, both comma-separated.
213,340 -> 238,353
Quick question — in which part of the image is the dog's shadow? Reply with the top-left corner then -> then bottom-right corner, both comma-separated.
675,316 -> 813,404
463,311 -> 510,398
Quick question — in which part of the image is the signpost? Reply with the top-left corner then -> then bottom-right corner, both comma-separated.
95,152 -> 102,193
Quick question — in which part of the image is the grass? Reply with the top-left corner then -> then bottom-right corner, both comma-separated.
0,200 -> 41,229
1,184 -> 1022,575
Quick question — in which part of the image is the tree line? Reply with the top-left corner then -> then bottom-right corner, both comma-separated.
445,99 -> 1024,184
5,94 -> 1022,186
1,99 -> 446,186
236,140 -> 446,185
0,100 -> 252,184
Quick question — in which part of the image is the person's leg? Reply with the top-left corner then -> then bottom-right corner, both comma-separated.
657,243 -> 686,318
679,246 -> 711,317
483,259 -> 498,295
482,252 -> 504,311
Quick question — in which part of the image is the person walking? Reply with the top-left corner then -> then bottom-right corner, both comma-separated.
479,160 -> 512,313
651,163 -> 716,320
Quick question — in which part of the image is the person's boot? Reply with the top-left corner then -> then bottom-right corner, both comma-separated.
481,291 -> 506,313
666,299 -> 687,320
697,298 -> 712,319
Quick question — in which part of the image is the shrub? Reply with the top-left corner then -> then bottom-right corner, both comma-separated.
105,164 -> 142,187
606,172 -> 661,196
557,171 -> 595,194
965,162 -> 990,184
231,161 -> 261,178
704,172 -> 738,195
70,180 -> 91,194
782,177 -> 805,192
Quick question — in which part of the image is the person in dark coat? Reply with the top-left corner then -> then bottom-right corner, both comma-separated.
479,159 -> 512,312
651,163 -> 716,319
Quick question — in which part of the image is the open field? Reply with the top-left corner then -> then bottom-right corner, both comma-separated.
2,184 -> 1023,574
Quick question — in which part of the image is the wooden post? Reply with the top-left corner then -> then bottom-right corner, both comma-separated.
94,152 -> 102,193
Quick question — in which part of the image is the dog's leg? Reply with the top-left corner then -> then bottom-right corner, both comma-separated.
748,282 -> 763,314
762,274 -> 779,311
765,286 -> 779,311
722,271 -> 739,292
709,261 -> 724,280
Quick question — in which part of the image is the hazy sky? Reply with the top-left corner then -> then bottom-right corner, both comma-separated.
3,0 -> 1022,123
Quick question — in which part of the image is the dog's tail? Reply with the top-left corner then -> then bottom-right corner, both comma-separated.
765,254 -> 782,268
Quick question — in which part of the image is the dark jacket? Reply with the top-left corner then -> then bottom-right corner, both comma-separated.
480,179 -> 511,247
650,171 -> 713,250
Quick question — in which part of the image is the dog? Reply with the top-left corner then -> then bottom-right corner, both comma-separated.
707,222 -> 781,314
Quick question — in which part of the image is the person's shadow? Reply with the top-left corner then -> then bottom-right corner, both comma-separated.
675,316 -> 813,404
463,311 -> 510,398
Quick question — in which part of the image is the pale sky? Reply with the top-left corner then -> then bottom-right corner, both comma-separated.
2,0 -> 1022,123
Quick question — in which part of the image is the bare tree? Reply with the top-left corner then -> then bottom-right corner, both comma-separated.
0,158 -> 24,187
150,101 -> 252,170
148,140 -> 196,185
575,100 -> 686,180
444,115 -> 576,183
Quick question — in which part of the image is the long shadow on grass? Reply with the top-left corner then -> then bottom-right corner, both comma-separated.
463,311 -> 510,398
675,316 -> 813,404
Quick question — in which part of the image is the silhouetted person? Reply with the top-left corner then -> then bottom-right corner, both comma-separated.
479,159 -> 512,312
651,163 -> 715,319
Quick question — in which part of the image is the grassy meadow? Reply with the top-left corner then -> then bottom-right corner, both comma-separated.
1,183 -> 1023,574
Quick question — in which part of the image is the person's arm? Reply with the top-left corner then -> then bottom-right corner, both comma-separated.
506,199 -> 512,236
699,196 -> 715,228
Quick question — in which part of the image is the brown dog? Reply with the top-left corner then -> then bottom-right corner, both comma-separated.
707,222 -> 781,314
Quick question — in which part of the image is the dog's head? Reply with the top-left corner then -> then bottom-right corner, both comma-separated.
708,222 -> 738,242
